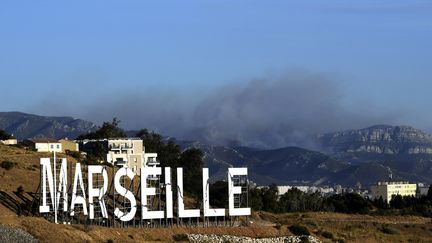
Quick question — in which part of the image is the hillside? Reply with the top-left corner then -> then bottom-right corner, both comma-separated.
179,141 -> 352,185
1,144 -> 432,242
1,111 -> 432,187
0,112 -> 97,140
181,133 -> 432,186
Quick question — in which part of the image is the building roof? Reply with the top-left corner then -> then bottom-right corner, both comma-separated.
78,137 -> 142,142
28,138 -> 60,143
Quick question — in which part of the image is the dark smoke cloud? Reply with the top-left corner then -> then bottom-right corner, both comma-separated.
34,71 -> 402,149
185,72 -> 399,148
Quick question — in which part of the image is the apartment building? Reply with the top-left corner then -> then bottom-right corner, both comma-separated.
80,138 -> 150,174
371,181 -> 417,202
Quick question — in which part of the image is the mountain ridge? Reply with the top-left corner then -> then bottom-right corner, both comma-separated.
2,111 -> 432,186
0,111 -> 97,140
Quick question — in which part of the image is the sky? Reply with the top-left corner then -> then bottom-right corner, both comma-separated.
1,0 -> 431,147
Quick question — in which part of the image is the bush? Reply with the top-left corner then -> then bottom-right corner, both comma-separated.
1,161 -> 15,170
321,231 -> 334,239
381,226 -> 400,235
17,186 -> 24,194
289,224 -> 310,236
303,219 -> 317,227
172,234 -> 189,242
66,150 -> 82,160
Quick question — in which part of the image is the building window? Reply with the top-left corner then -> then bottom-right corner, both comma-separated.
50,145 -> 54,149
56,145 -> 60,149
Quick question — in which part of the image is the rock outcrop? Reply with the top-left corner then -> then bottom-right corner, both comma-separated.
317,125 -> 432,155
187,234 -> 321,243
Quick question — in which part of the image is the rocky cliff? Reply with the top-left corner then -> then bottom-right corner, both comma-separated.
317,125 -> 432,155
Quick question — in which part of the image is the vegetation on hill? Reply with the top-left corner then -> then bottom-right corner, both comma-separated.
233,184 -> 432,217
0,129 -> 12,140
76,120 -> 204,198
76,118 -> 126,140
1,143 -> 432,242
136,128 -> 204,198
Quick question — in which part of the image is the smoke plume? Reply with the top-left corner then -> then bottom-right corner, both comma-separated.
37,71 -> 401,149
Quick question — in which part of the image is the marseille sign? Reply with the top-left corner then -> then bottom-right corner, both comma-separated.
39,158 -> 250,222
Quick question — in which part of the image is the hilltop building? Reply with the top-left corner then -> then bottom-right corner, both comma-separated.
79,138 -> 155,174
0,136 -> 17,145
59,139 -> 79,153
371,181 -> 417,202
23,138 -> 62,153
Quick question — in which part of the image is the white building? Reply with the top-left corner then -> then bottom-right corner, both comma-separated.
276,185 -> 335,195
106,138 -> 144,174
0,137 -> 17,145
24,138 -> 62,153
371,181 -> 417,202
80,138 -> 157,175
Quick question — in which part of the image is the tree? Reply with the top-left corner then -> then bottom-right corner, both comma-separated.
262,183 -> 279,213
373,196 -> 388,209
77,118 -> 126,140
390,195 -> 406,209
249,187 -> 263,211
209,181 -> 228,208
179,148 -> 204,198
327,193 -> 371,214
135,129 -> 204,199
0,129 -> 11,140
427,185 -> 432,201
136,129 -> 181,168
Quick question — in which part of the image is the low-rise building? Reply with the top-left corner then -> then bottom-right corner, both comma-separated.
0,137 -> 17,145
80,138 -> 148,174
276,185 -> 336,196
59,139 -> 79,153
23,138 -> 62,153
371,181 -> 417,202
417,185 -> 430,197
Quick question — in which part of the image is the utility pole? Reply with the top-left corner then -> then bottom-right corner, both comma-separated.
54,151 -> 58,224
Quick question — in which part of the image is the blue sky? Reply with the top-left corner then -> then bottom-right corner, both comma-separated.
1,0 -> 432,136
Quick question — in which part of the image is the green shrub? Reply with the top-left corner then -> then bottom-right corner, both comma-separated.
381,226 -> 400,235
1,161 -> 14,170
173,234 -> 189,241
17,186 -> 24,194
66,150 -> 82,160
289,224 -> 310,236
303,219 -> 317,227
321,231 -> 334,239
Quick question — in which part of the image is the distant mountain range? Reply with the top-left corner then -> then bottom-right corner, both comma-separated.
179,125 -> 432,186
0,112 -> 97,140
317,125 -> 432,156
1,111 -> 432,186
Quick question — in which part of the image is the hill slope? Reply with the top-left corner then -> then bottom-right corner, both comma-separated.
179,141 -> 351,185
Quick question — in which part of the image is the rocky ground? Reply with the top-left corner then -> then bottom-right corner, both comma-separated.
187,234 -> 321,243
0,224 -> 38,243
